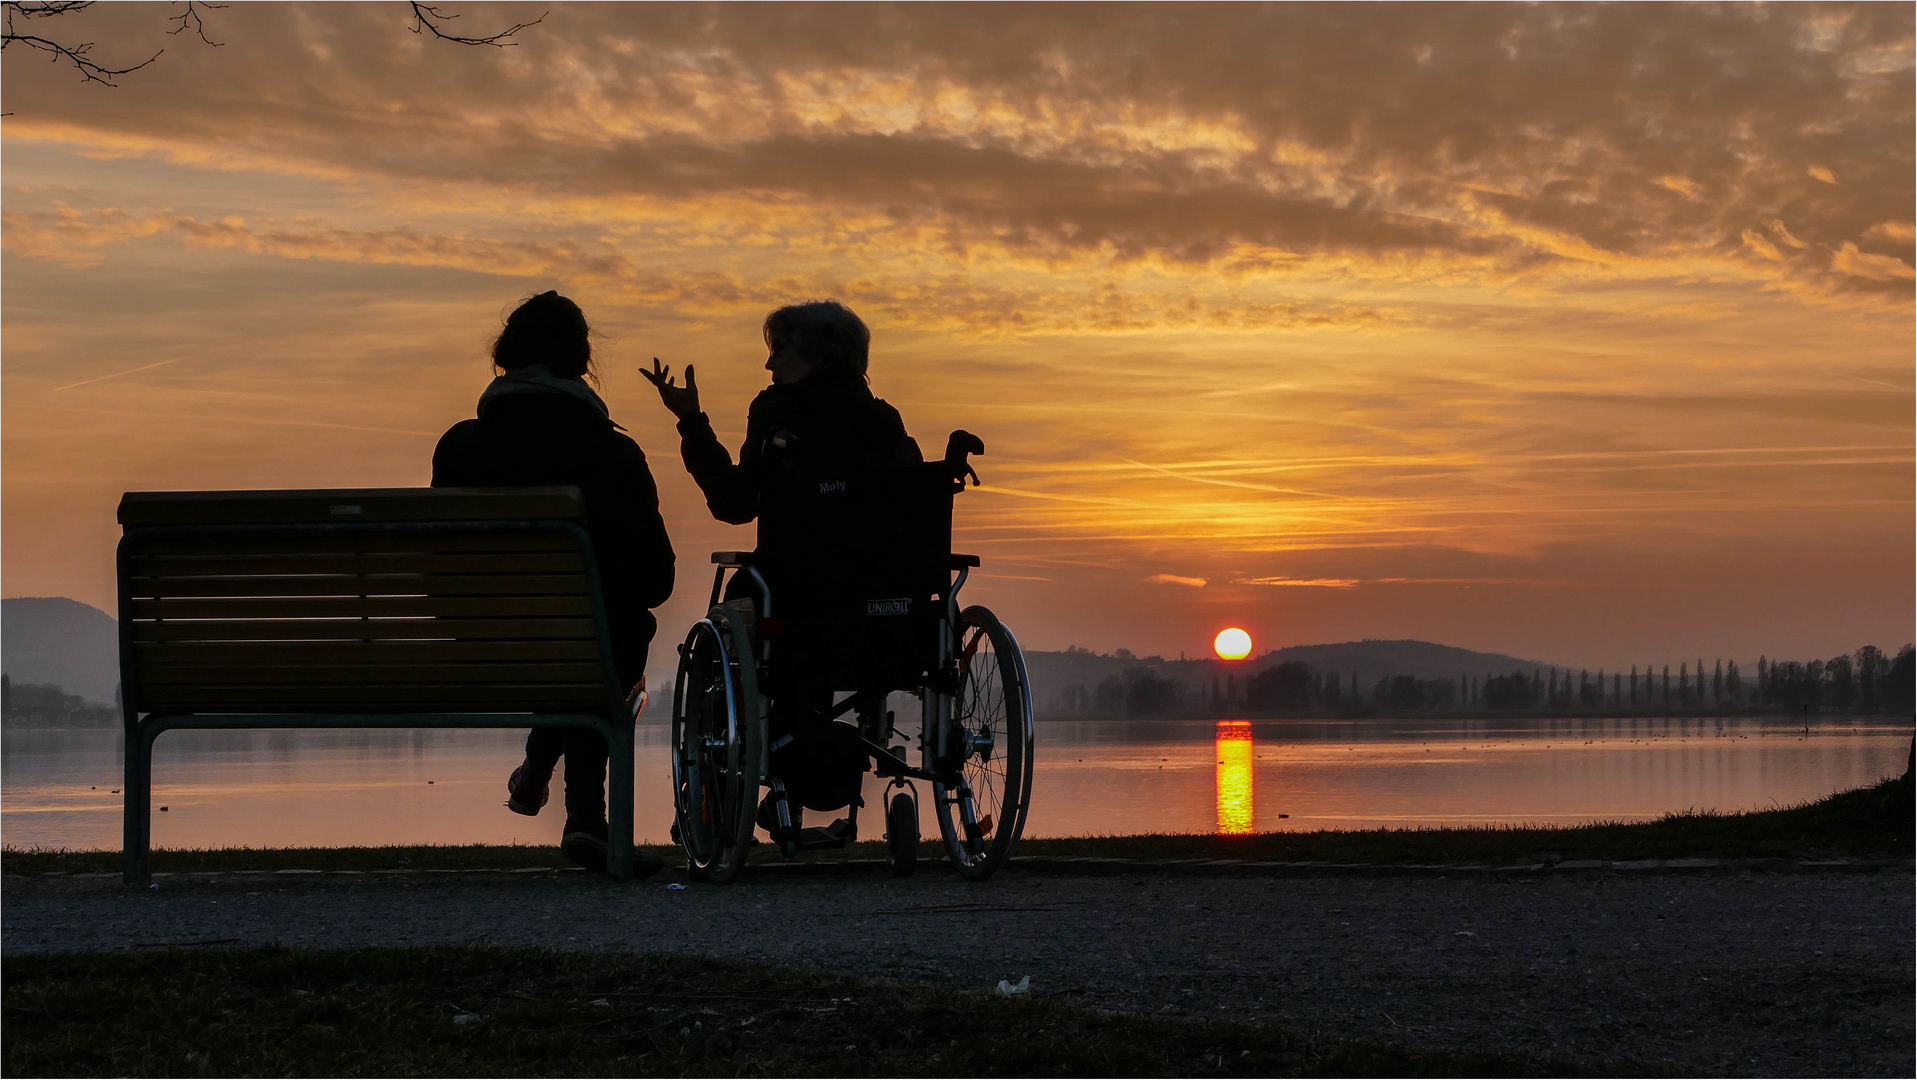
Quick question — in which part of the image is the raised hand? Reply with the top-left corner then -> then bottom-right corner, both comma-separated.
641,357 -> 701,421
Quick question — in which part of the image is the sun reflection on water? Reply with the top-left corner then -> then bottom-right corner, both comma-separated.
1215,720 -> 1254,834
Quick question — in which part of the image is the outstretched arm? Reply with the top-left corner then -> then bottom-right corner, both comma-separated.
645,358 -> 759,524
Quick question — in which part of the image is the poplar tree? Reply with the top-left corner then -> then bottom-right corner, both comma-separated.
1855,646 -> 1885,708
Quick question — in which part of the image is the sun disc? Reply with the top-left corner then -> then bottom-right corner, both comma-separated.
1213,627 -> 1252,660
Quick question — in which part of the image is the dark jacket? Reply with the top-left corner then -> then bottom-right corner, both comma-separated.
679,367 -> 927,702
432,393 -> 674,688
676,367 -> 923,549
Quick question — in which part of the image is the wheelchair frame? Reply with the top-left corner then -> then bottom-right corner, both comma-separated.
670,548 -> 1034,883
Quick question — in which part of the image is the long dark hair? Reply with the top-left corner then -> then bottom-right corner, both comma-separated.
493,291 -> 593,379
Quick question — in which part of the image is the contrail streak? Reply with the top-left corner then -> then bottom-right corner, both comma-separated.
48,357 -> 188,393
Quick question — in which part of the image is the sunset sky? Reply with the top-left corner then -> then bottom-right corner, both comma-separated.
4,2 -> 1911,673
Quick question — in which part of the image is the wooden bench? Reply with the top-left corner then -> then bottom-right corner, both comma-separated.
116,487 -> 642,881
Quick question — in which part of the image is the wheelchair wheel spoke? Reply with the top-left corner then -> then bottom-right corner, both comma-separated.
934,606 -> 1031,879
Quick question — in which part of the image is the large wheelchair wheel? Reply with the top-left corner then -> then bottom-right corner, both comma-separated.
932,605 -> 1034,880
670,607 -> 764,884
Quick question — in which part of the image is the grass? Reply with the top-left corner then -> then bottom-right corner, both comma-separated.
4,774 -> 1908,877
1015,772 -> 1915,865
2,946 -> 1578,1077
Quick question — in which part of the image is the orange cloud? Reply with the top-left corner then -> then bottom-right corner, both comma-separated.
1832,241 -> 1916,281
4,3 -> 1909,306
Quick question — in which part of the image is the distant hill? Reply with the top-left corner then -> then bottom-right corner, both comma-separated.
0,596 -> 1572,716
1024,638 -> 1558,713
2,597 -> 120,704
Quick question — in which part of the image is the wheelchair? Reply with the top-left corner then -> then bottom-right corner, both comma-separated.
668,438 -> 1033,884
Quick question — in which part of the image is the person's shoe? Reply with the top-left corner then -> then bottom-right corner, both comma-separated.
560,819 -> 609,873
561,820 -> 666,878
632,848 -> 666,879
505,760 -> 551,817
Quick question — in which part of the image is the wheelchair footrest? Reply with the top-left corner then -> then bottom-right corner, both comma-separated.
797,819 -> 855,850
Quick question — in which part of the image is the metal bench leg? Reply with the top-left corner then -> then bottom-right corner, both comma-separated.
605,720 -> 636,879
122,718 -> 159,884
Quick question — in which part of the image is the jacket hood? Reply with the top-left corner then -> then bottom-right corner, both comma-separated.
478,364 -> 611,419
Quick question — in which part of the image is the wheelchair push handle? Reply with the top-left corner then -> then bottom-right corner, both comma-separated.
944,429 -> 985,490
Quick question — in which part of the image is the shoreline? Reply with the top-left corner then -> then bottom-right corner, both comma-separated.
6,774 -> 1908,876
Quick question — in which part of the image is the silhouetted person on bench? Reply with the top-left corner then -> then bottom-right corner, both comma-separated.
434,290 -> 674,875
644,300 -> 921,832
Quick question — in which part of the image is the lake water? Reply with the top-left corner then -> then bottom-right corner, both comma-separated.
2,716 -> 1908,851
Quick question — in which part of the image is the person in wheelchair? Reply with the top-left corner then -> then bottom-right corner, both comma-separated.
644,301 -> 937,839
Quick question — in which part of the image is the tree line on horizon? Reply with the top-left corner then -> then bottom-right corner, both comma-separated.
1044,644 -> 1917,718
0,674 -> 119,727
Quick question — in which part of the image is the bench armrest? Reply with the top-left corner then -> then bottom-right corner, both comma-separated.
711,551 -> 756,567
950,554 -> 981,568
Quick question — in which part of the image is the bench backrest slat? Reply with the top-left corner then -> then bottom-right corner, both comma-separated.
127,551 -> 587,576
127,595 -> 595,620
119,487 -> 620,717
134,572 -> 589,599
118,487 -> 587,525
130,616 -> 599,642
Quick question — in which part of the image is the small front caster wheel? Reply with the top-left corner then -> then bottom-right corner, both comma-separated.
885,788 -> 920,877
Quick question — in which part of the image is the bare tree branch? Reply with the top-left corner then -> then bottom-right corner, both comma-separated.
1,0 -> 544,98
2,1 -> 162,86
407,2 -> 545,47
166,0 -> 225,47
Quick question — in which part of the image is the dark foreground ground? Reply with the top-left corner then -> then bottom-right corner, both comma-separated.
7,861 -> 1911,1076
5,780 -> 1912,1077
6,946 -> 1571,1078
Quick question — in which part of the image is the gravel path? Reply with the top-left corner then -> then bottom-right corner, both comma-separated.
5,866 -> 1911,1076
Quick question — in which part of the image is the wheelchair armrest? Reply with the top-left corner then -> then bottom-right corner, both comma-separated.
711,551 -> 756,567
949,554 -> 981,568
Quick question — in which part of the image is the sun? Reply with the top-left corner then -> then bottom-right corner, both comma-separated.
1213,627 -> 1253,660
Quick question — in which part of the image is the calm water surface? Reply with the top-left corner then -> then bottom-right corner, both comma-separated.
2,716 -> 1908,850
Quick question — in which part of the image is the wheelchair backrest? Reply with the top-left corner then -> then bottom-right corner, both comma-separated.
757,452 -> 957,692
